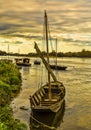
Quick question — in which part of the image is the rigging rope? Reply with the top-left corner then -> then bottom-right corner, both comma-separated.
42,14 -> 54,52
48,22 -> 54,52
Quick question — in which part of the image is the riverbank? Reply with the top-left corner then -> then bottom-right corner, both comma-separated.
0,60 -> 27,130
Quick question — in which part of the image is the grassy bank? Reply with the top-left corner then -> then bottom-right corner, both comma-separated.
0,60 -> 27,130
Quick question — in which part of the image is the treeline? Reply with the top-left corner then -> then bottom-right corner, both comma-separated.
0,60 -> 27,130
55,49 -> 91,58
0,49 -> 91,58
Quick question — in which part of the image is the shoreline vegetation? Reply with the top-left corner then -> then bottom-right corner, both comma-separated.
0,49 -> 91,58
0,60 -> 27,130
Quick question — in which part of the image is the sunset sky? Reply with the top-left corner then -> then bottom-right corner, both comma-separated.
0,0 -> 91,54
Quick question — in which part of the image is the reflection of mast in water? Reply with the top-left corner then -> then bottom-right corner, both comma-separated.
30,101 -> 65,130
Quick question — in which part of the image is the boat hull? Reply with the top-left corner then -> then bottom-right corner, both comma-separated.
30,101 -> 65,130
15,58 -> 31,67
34,60 -> 41,65
16,63 -> 31,66
30,81 -> 65,114
50,64 -> 67,70
31,98 -> 65,113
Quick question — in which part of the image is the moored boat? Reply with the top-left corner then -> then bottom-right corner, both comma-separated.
50,64 -> 67,70
49,38 -> 67,71
15,58 -> 31,67
30,10 -> 65,114
30,101 -> 65,130
34,60 -> 41,65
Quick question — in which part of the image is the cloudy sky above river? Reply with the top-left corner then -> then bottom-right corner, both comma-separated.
0,0 -> 91,54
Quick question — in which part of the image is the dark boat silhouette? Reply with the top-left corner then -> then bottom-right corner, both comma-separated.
34,60 -> 41,65
50,64 -> 67,70
29,10 -> 65,114
49,38 -> 67,71
15,58 -> 31,67
30,101 -> 65,130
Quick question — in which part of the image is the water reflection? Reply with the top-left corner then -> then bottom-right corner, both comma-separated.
30,101 -> 65,130
22,66 -> 30,75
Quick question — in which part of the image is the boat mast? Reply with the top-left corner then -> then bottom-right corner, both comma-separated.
55,38 -> 57,69
34,42 -> 57,82
44,10 -> 51,100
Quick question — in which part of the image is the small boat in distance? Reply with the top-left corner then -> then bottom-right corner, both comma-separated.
34,60 -> 41,65
50,64 -> 67,70
30,10 -> 65,113
15,58 -> 31,67
50,38 -> 67,71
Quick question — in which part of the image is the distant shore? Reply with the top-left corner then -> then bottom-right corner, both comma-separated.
0,49 -> 91,58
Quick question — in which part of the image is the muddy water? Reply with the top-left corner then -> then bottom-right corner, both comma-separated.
11,57 -> 91,130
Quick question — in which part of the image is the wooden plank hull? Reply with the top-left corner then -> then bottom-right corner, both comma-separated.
30,81 -> 65,113
30,101 -> 65,130
32,98 -> 64,113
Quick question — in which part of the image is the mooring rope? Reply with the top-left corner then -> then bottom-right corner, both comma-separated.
30,114 -> 56,130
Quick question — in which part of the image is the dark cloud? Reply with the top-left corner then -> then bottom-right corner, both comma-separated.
0,0 -> 91,34
11,34 -> 42,40
61,37 -> 91,46
0,24 -> 22,31
0,0 -> 91,52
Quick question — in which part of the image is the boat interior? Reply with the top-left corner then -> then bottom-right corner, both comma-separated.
30,82 -> 64,107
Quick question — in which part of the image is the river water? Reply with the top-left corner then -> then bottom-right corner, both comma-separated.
7,57 -> 91,130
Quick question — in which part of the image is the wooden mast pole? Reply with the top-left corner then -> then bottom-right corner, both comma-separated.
55,38 -> 57,70
44,10 -> 51,100
34,42 -> 57,82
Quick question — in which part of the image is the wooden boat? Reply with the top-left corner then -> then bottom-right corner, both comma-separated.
30,11 -> 65,113
49,38 -> 67,71
30,101 -> 65,130
50,64 -> 67,70
34,60 -> 41,65
15,58 -> 31,67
